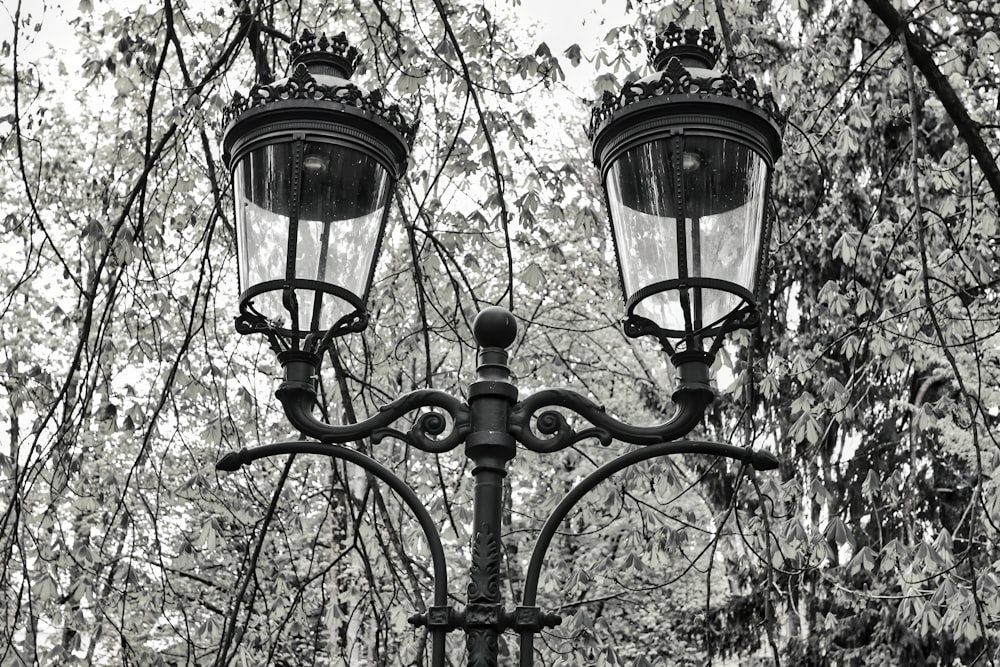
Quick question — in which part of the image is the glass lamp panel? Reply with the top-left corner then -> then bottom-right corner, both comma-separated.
691,146 -> 768,326
606,135 -> 769,333
606,138 -> 680,299
234,142 -> 294,328
294,140 -> 392,332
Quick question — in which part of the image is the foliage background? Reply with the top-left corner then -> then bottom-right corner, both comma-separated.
1,0 -> 998,664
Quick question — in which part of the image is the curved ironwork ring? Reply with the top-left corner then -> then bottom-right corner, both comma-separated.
216,440 -> 449,666
516,439 -> 779,666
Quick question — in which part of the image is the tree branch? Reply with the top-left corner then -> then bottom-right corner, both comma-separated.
862,0 -> 1000,202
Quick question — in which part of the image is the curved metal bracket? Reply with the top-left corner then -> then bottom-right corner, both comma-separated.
509,383 -> 712,452
516,439 -> 779,666
276,353 -> 471,452
215,440 -> 450,666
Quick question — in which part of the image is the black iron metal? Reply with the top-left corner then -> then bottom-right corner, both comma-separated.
590,22 -> 784,355
289,29 -> 362,80
649,24 -> 721,71
221,30 -> 416,145
221,29 -> 414,345
275,350 -> 472,452
461,306 -> 518,667
508,366 -> 713,451
217,18 -> 786,664
588,25 -> 784,140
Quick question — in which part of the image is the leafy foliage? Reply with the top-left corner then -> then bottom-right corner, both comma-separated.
0,0 -> 997,665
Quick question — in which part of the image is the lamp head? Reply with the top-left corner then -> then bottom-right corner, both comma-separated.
221,30 -> 416,352
590,23 -> 784,359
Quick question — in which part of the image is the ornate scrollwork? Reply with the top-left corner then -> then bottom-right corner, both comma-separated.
510,385 -> 713,451
587,21 -> 786,141
466,628 -> 500,667
371,402 -> 470,453
465,524 -> 502,667
648,23 -> 720,58
276,371 -> 471,454
509,390 -> 614,453
289,29 -> 361,74
221,28 -> 418,146
468,524 -> 501,602
222,65 -> 418,146
235,307 -> 279,337
346,390 -> 470,453
588,59 -> 786,139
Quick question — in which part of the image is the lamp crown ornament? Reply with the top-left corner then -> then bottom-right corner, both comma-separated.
648,23 -> 721,70
221,31 -> 417,148
289,29 -> 362,78
589,24 -> 785,141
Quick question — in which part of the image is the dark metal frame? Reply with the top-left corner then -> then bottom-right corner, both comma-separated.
217,24 -> 784,667
217,307 -> 778,666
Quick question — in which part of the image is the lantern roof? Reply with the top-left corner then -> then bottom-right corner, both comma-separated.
588,23 -> 786,151
221,29 -> 418,161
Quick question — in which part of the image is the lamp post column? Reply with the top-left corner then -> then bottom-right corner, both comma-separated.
463,307 -> 519,666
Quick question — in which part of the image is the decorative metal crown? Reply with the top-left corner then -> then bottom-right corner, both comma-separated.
221,30 -> 418,147
648,23 -> 721,69
588,24 -> 786,140
289,29 -> 362,76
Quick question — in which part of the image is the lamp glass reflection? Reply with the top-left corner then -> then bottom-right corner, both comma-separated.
606,135 -> 768,334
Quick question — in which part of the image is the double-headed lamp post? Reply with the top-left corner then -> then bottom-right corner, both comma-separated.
216,24 -> 784,666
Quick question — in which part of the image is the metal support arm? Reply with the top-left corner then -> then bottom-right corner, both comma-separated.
276,350 -> 471,453
215,440 -> 450,666
517,439 -> 779,666
509,352 -> 715,451
510,383 -> 712,452
216,308 -> 781,667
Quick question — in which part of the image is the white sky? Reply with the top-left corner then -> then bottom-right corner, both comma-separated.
521,0 -> 634,92
2,0 -> 628,44
525,0 -> 628,50
0,0 -> 635,143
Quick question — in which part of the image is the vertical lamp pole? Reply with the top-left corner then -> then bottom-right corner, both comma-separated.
217,24 -> 784,667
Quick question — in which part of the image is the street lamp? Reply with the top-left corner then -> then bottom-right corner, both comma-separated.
220,30 -> 416,346
217,25 -> 783,667
590,23 -> 783,363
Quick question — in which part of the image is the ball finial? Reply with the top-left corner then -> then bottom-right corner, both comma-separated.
473,306 -> 517,349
